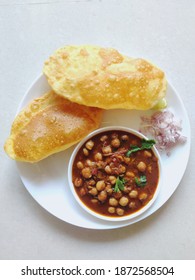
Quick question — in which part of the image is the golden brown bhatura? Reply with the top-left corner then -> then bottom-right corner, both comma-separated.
43,45 -> 167,110
4,91 -> 103,163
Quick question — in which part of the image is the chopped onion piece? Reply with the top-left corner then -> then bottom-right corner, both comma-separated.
140,110 -> 187,155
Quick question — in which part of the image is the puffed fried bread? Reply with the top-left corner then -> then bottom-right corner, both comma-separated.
4,91 -> 103,163
43,45 -> 167,110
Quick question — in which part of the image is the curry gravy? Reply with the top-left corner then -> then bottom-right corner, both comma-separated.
72,130 -> 159,218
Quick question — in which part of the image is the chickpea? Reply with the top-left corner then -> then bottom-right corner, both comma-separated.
81,167 -> 92,179
111,133 -> 118,139
116,208 -> 124,216
113,191 -> 122,199
108,176 -> 117,185
74,178 -> 83,187
126,171 -> 135,177
111,138 -> 120,148
129,201 -> 136,209
144,150 -> 152,158
121,135 -> 129,141
105,185 -> 113,195
116,155 -> 124,162
137,161 -> 147,172
89,188 -> 98,196
102,145 -> 112,154
87,179 -> 96,186
86,160 -> 96,168
90,161 -> 97,167
83,148 -> 89,156
109,197 -> 118,207
108,207 -> 115,214
109,162 -> 115,168
94,152 -> 102,161
100,135 -> 108,142
148,166 -> 152,173
124,157 -> 130,164
98,190 -> 107,202
96,180 -> 106,191
105,165 -> 112,174
129,190 -> 138,198
97,171 -> 104,179
97,161 -> 106,169
76,161 -> 84,169
85,140 -> 94,150
79,187 -> 86,196
118,164 -> 126,174
119,196 -> 129,207
86,159 -> 92,167
123,186 -> 132,193
139,192 -> 148,200
91,199 -> 98,204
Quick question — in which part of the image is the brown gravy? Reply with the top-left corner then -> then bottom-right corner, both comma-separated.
72,130 -> 159,218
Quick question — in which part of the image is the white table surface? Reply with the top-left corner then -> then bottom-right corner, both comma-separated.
0,0 -> 195,260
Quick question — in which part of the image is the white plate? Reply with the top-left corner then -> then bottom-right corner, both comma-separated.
16,75 -> 191,229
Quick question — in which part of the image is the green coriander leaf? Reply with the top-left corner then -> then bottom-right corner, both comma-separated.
126,139 -> 155,157
135,175 -> 147,187
114,177 -> 125,192
126,146 -> 140,157
141,139 -> 156,149
114,184 -> 120,192
130,145 -> 139,149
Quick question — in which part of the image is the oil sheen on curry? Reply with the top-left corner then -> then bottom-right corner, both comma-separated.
72,130 -> 159,218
